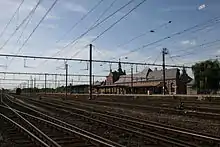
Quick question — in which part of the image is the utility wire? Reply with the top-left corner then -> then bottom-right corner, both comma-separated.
56,0 -> 105,43
0,0 -> 25,40
168,52 -> 176,64
152,53 -> 161,64
0,0 -> 42,50
16,0 -> 59,54
171,38 -> 220,58
151,19 -> 220,54
70,45 -> 88,58
91,0 -> 118,27
16,12 -> 35,44
52,0 -> 135,57
36,0 -> 116,67
7,0 -> 59,68
91,0 -> 147,43
117,21 -> 172,49
113,15 -> 220,59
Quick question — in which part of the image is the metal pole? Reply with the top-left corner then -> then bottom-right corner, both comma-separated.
65,63 -> 68,100
1,88 -> 3,103
45,74 -> 47,94
27,80 -> 31,95
30,76 -> 33,94
162,48 -> 168,95
131,64 -> 133,94
55,75 -> 57,92
34,78 -> 36,94
71,78 -> 73,93
89,44 -> 93,100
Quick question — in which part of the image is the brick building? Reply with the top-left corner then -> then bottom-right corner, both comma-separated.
97,67 -> 192,94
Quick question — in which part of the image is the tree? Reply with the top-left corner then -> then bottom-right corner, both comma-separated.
192,60 -> 220,94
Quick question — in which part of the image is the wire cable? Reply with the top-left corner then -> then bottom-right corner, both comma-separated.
51,0 -> 135,57
35,0 -> 116,67
0,0 -> 42,50
111,15 -> 220,59
91,0 -> 118,27
70,45 -> 88,58
15,0 -> 59,54
0,0 -> 25,40
152,52 -> 161,64
168,52 -> 176,65
56,0 -> 105,43
7,0 -> 59,68
117,21 -> 172,49
171,38 -> 220,58
16,12 -> 35,44
91,0 -> 147,43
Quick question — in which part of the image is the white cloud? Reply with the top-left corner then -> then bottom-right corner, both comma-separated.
40,23 -> 57,29
62,2 -> 87,13
181,40 -> 196,46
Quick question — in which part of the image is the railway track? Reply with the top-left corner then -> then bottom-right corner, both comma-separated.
32,94 -> 220,119
8,95 -> 220,147
0,112 -> 48,147
42,94 -> 220,110
4,95 -> 161,147
2,95 -> 124,147
67,98 -> 220,120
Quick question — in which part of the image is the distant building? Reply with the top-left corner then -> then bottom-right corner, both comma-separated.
187,79 -> 197,95
97,67 -> 192,95
105,71 -> 114,85
71,84 -> 89,94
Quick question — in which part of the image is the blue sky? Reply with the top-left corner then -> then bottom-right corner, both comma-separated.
0,0 -> 220,88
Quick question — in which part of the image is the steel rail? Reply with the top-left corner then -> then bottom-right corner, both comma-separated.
0,113 -> 50,147
15,97 -> 199,147
60,99 -> 220,140
31,96 -> 220,144
2,101 -> 62,147
4,94 -> 125,147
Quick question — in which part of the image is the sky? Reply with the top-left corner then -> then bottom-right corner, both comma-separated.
0,0 -> 220,88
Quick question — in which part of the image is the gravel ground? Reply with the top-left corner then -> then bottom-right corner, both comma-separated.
22,99 -> 160,147
66,99 -> 220,137
14,97 -> 220,146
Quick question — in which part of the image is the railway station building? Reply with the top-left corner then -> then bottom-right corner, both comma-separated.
97,67 -> 192,95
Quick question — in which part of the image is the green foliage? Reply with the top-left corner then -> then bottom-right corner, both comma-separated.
192,60 -> 220,93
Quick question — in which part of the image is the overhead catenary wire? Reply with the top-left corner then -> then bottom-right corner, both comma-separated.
7,0 -> 59,68
112,15 -> 220,59
0,0 -> 42,50
56,0 -> 105,43
16,12 -> 35,44
0,53 -> 191,68
35,1 -> 115,68
146,18 -> 220,57
168,52 -> 176,65
117,21 -> 172,48
91,0 -> 147,43
117,20 -> 172,49
152,52 -> 161,64
0,0 -> 25,40
51,0 -> 135,57
70,45 -> 88,58
171,38 -> 220,58
91,0 -> 118,27
16,0 -> 59,54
